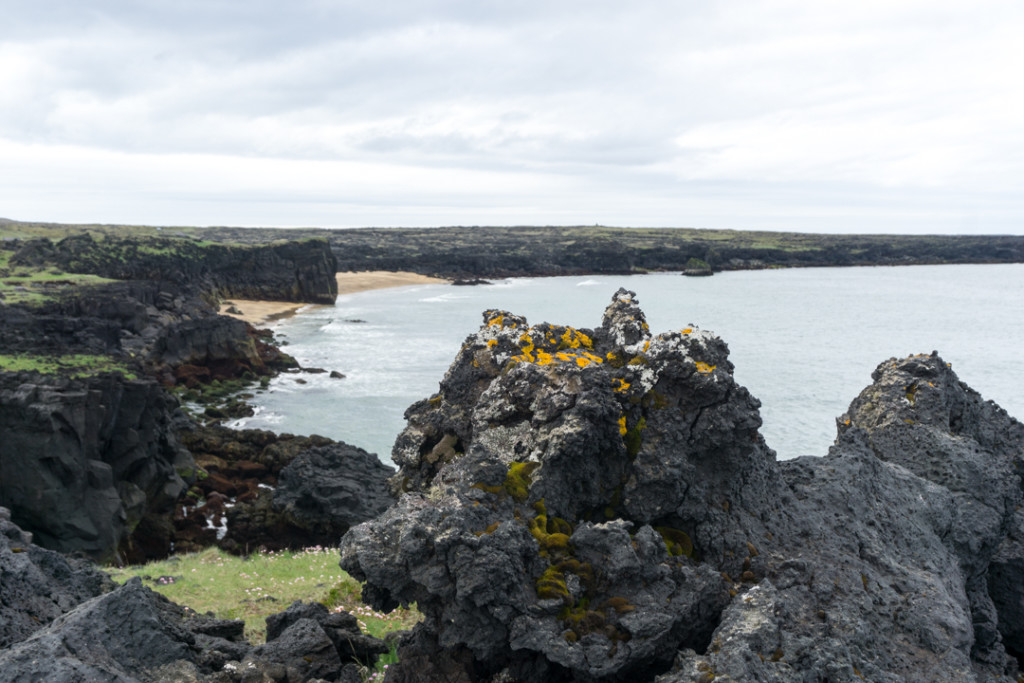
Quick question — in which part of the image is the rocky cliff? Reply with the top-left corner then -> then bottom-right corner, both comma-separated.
10,233 -> 338,304
0,372 -> 194,564
339,289 -> 1024,682
0,233 -> 364,564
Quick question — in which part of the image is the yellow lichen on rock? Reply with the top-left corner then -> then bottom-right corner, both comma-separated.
695,361 -> 716,375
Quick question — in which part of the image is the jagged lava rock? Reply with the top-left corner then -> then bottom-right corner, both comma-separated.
658,353 -> 1024,682
173,422 -> 394,555
0,507 -> 114,649
341,289 -> 782,681
341,290 -> 1024,682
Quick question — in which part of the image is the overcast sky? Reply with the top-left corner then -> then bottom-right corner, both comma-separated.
2,1 -> 1023,233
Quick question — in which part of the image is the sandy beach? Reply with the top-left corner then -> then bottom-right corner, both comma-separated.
335,270 -> 447,295
219,271 -> 447,326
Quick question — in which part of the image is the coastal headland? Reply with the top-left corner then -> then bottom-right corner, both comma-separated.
2,222 -> 1024,680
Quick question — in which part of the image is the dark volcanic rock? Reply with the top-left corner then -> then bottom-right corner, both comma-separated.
274,443 -> 395,538
0,372 -> 194,563
340,290 -> 1024,682
342,289 -> 780,681
0,513 -> 387,681
173,424 -> 394,555
12,233 -> 338,305
262,600 -> 388,670
0,507 -> 114,649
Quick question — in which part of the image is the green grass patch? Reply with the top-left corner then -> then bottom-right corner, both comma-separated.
0,257 -> 117,306
0,353 -> 136,379
105,546 -> 421,645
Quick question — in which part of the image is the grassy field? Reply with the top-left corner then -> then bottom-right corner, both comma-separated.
0,248 -> 118,306
106,546 -> 419,678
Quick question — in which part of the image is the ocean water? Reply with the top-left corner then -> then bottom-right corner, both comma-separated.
231,264 -> 1024,465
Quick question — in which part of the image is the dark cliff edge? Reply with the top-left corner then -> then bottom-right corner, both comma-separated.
337,289 -> 1024,682
8,232 -> 338,304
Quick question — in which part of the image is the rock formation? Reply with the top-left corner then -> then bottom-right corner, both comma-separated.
0,234 -> 354,563
174,423 -> 395,556
10,233 -> 338,305
0,372 -> 194,564
0,509 -> 388,681
340,289 -> 1024,682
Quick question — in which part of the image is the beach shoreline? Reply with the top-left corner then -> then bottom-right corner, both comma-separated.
219,270 -> 448,326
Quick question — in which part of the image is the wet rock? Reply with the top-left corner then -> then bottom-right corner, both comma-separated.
341,290 -> 1024,682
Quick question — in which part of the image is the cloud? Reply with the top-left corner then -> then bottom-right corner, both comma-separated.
1,1 -> 1023,232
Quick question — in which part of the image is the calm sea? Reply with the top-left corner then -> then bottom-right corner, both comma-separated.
231,264 -> 1024,465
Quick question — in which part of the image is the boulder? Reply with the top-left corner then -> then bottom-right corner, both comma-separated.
273,443 -> 395,540
341,289 -> 1024,682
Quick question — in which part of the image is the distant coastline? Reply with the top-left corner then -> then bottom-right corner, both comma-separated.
4,220 -> 1024,282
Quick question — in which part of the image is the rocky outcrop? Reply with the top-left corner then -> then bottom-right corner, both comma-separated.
274,443 -> 396,539
340,289 -> 1024,682
0,507 -> 114,649
174,423 -> 395,555
0,372 -> 194,564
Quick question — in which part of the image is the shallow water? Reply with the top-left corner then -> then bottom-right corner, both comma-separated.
232,264 -> 1024,465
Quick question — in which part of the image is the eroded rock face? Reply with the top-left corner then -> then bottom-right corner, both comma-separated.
0,373 -> 194,563
341,290 -> 1024,682
172,423 -> 395,556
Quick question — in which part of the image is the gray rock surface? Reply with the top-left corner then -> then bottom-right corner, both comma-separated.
0,506 -> 114,649
340,290 -> 1024,682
